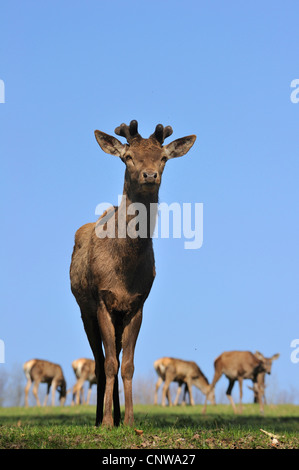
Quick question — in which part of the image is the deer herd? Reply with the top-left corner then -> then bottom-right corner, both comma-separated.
23,121 -> 280,426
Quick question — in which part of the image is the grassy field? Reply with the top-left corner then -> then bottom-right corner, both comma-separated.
0,403 -> 298,449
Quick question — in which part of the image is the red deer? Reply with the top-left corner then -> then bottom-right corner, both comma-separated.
154,357 -> 215,407
203,351 -> 279,414
70,120 -> 196,427
23,359 -> 67,407
71,358 -> 96,405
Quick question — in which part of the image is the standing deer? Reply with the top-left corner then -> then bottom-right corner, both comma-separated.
203,351 -> 279,414
23,359 -> 67,407
154,357 -> 215,407
70,120 -> 196,427
71,358 -> 96,405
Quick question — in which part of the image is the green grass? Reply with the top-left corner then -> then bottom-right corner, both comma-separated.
0,404 -> 299,449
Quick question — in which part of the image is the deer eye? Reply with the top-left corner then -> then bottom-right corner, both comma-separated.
161,156 -> 167,163
125,154 -> 133,162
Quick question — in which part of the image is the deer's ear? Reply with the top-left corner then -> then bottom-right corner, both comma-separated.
254,351 -> 265,361
94,130 -> 126,157
271,353 -> 280,361
164,135 -> 196,159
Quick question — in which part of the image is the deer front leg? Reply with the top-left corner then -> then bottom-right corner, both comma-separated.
185,380 -> 195,406
173,382 -> 186,406
97,306 -> 120,427
43,383 -> 51,406
81,313 -> 106,427
173,383 -> 183,406
121,308 -> 143,426
202,369 -> 222,414
253,379 -> 265,415
238,377 -> 243,414
51,381 -> 58,406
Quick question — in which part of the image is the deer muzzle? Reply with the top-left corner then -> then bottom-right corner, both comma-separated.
142,171 -> 158,184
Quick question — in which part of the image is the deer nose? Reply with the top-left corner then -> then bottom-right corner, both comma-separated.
143,171 -> 158,183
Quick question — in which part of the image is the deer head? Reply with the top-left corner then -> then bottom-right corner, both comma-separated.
57,379 -> 67,405
254,352 -> 280,375
94,120 -> 196,197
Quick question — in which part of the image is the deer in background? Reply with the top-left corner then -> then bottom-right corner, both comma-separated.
202,351 -> 279,414
154,357 -> 215,407
71,358 -> 96,405
70,120 -> 196,427
23,359 -> 67,407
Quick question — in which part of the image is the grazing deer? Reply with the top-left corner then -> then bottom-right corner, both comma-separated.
203,351 -> 279,414
154,357 -> 215,407
23,359 -> 67,407
71,358 -> 96,405
70,120 -> 196,427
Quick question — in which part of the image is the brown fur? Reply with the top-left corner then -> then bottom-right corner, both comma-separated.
70,121 -> 196,427
154,357 -> 215,406
203,351 -> 279,414
248,371 -> 266,404
23,359 -> 66,407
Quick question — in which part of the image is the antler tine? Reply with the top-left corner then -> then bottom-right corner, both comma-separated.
115,120 -> 140,143
150,124 -> 173,145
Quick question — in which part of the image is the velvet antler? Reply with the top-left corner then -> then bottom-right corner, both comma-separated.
115,120 -> 141,143
150,124 -> 173,145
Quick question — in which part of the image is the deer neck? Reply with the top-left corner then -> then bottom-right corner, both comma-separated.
195,377 -> 210,395
117,178 -> 159,239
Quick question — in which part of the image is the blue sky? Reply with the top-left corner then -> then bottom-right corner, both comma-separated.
1,1 -> 299,405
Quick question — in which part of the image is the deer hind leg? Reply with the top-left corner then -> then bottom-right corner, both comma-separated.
81,313 -> 106,427
162,371 -> 175,407
226,379 -> 237,414
24,378 -> 32,407
120,308 -> 143,426
32,380 -> 41,406
72,377 -> 86,405
86,384 -> 92,405
154,377 -> 163,405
